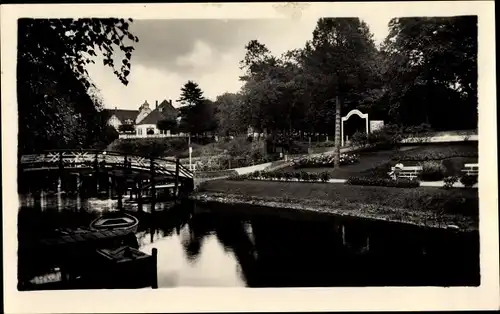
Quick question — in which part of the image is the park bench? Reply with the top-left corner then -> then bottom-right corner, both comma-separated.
388,165 -> 422,180
461,163 -> 478,176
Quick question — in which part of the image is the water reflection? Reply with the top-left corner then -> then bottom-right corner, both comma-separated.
18,193 -> 480,288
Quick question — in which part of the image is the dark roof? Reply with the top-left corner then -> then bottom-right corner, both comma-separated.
106,109 -> 139,124
157,99 -> 180,117
137,110 -> 167,125
137,99 -> 180,125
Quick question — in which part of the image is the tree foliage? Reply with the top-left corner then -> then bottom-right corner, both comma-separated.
157,118 -> 178,133
177,80 -> 205,107
18,18 -> 139,154
228,16 -> 477,143
214,92 -> 247,136
380,16 -> 478,129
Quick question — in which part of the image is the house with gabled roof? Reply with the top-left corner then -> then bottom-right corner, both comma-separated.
135,99 -> 181,137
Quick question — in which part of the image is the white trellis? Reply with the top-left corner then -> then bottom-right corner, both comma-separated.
341,109 -> 369,147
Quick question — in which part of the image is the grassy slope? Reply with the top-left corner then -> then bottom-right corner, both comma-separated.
194,179 -> 479,231
282,143 -> 478,179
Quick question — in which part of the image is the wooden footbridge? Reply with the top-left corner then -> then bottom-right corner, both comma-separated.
19,150 -> 194,204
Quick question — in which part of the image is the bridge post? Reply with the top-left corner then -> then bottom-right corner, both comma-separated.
174,157 -> 180,203
58,151 -> 64,192
137,180 -> 143,211
117,178 -> 123,210
150,157 -> 156,211
93,153 -> 99,195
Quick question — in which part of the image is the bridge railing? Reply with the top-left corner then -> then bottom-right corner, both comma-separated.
19,149 -> 193,179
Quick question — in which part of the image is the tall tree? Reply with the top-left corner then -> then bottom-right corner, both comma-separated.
177,80 -> 205,107
215,92 -> 248,136
177,81 -> 206,139
299,18 -> 381,164
381,16 -> 477,129
18,18 -> 139,154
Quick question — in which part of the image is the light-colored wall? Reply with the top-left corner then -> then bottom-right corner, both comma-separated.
135,123 -> 158,136
136,108 -> 151,124
108,115 -> 122,130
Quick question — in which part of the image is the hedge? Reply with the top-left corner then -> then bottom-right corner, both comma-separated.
345,176 -> 420,188
194,169 -> 239,179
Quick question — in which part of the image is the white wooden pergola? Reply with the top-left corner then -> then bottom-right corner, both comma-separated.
341,109 -> 369,147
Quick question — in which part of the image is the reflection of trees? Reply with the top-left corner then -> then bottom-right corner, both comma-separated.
180,213 -> 213,263
212,217 -> 258,286
250,217 -> 344,287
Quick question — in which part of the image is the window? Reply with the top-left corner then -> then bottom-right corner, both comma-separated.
137,128 -> 142,135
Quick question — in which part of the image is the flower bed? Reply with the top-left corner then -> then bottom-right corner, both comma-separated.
345,176 -> 420,188
292,153 -> 359,169
229,170 -> 331,183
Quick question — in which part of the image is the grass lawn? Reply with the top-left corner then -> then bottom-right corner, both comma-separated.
195,179 -> 478,231
282,143 -> 478,180
362,143 -> 478,178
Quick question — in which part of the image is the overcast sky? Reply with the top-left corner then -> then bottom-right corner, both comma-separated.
86,18 -> 390,111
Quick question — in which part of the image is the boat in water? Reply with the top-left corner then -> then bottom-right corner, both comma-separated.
90,212 -> 139,233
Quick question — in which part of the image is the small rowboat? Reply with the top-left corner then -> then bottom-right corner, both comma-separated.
90,212 -> 139,233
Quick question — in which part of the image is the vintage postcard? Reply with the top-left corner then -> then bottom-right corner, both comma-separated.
1,1 -> 498,313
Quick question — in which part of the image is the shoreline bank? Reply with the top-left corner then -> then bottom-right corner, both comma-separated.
190,192 -> 478,233
190,180 -> 479,233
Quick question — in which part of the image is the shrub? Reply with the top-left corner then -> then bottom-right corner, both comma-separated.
299,171 -> 310,181
294,172 -> 302,181
261,171 -> 271,179
308,173 -> 319,182
460,175 -> 478,188
274,171 -> 284,181
420,161 -> 447,181
320,171 -> 331,182
283,172 -> 294,181
292,153 -> 359,169
345,176 -> 420,188
393,144 -> 478,162
351,131 -> 369,147
443,176 -> 459,189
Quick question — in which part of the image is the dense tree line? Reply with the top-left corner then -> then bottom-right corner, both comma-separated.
19,16 -> 477,155
212,16 -> 478,138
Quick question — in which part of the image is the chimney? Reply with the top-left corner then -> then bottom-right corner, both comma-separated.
169,99 -> 172,106
156,100 -> 158,109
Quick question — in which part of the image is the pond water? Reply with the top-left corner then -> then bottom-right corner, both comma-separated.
18,192 -> 480,288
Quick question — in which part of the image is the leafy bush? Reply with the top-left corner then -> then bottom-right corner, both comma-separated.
283,172 -> 294,181
351,123 -> 433,150
274,171 -> 284,181
420,160 -> 447,181
194,169 -> 238,179
294,172 -> 302,181
443,176 -> 459,189
292,153 -> 359,168
316,141 -> 336,148
320,171 -> 331,182
308,173 -> 319,181
460,175 -> 478,188
299,171 -> 310,181
393,145 -> 478,162
345,176 -> 420,188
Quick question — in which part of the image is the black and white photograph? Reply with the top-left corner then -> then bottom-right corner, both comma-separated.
2,1 -> 498,313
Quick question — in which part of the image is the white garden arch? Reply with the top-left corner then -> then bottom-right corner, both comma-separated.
341,109 -> 369,147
